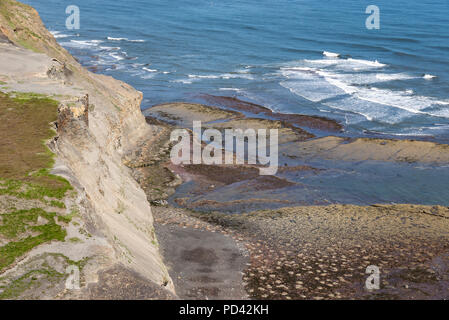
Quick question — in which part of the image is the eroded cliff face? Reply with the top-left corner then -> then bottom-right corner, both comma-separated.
0,0 -> 174,297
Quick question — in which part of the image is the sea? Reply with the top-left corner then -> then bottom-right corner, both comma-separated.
20,0 -> 449,207
23,0 -> 449,142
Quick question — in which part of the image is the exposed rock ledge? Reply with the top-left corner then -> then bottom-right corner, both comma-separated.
0,0 -> 174,298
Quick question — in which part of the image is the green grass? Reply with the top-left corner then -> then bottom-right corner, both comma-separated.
0,253 -> 90,299
0,92 -> 73,202
49,200 -> 66,209
0,268 -> 64,300
68,237 -> 82,243
0,174 -> 72,201
56,215 -> 72,224
56,206 -> 79,224
9,91 -> 49,100
0,1 -> 17,29
0,91 -> 74,272
0,0 -> 43,53
0,208 -> 67,272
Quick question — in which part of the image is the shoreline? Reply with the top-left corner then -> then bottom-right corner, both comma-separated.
128,99 -> 449,299
148,94 -> 449,144
1,0 -> 449,300
142,99 -> 449,212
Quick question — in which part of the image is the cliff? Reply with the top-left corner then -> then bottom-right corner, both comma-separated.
0,0 -> 174,298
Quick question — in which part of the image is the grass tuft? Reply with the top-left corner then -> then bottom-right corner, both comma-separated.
0,208 -> 67,272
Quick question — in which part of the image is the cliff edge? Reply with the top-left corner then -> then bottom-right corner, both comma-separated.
0,0 -> 174,298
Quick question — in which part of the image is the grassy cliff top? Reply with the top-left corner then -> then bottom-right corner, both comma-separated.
0,91 -> 73,274
0,0 -> 77,62
0,91 -> 72,200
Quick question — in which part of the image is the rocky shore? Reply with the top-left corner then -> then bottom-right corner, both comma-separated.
134,100 -> 449,299
1,0 -> 448,301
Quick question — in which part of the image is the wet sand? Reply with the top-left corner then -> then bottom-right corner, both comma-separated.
153,207 -> 248,300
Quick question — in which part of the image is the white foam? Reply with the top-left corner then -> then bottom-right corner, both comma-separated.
354,87 -> 439,114
108,52 -> 124,61
325,80 -> 445,118
303,57 -> 387,71
423,74 -> 437,80
281,66 -> 315,73
179,72 -> 253,84
280,79 -> 344,102
218,88 -> 242,92
188,74 -> 220,79
323,100 -> 374,121
421,124 -> 449,130
50,31 -> 70,39
171,79 -> 193,84
143,67 -> 158,72
347,58 -> 386,68
187,73 -> 254,81
425,106 -> 449,118
342,73 -> 416,84
283,67 -> 416,84
65,39 -> 103,48
315,70 -> 357,94
366,130 -> 433,137
220,73 -> 254,80
323,51 -> 340,57
107,37 -> 145,42
375,73 -> 416,81
107,37 -> 128,41
279,59 -> 449,121
323,95 -> 413,124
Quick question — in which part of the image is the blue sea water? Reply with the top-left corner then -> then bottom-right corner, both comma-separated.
17,0 -> 449,207
23,0 -> 449,142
